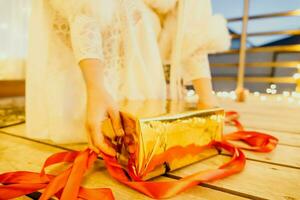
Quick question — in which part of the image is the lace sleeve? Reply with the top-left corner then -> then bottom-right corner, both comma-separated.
182,53 -> 211,84
159,8 -> 211,84
49,0 -> 104,64
69,15 -> 104,63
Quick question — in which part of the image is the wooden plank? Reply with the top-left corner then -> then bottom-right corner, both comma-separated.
0,80 -> 25,97
237,145 -> 300,169
219,97 -> 300,133
231,30 -> 300,39
0,123 -> 25,133
225,126 -> 300,147
227,9 -> 300,22
220,103 -> 300,124
2,96 -> 300,169
1,124 -> 299,198
213,77 -> 296,84
250,129 -> 300,147
220,45 -> 300,54
1,97 -> 299,199
0,132 -> 246,200
2,122 -> 300,172
237,114 -> 300,133
246,77 -> 296,83
226,115 -> 300,134
225,125 -> 300,168
211,61 -> 300,68
169,155 -> 300,200
221,139 -> 300,169
0,124 -> 86,151
213,77 -> 237,81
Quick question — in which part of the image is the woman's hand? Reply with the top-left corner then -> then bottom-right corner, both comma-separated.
192,78 -> 219,109
196,93 -> 219,109
79,59 -> 124,156
86,87 -> 124,155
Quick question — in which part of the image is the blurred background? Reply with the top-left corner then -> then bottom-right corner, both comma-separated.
0,0 -> 300,97
210,0 -> 300,94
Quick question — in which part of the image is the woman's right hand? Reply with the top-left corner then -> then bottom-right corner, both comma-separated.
86,87 -> 124,156
79,59 -> 124,156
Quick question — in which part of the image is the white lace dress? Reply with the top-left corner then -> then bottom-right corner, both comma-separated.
26,0 -> 230,143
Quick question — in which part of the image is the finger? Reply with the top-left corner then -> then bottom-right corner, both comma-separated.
86,125 -> 100,154
108,108 -> 125,137
91,126 -> 116,156
88,144 -> 100,155
101,118 -> 117,139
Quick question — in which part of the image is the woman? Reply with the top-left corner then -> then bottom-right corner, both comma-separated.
26,0 -> 230,155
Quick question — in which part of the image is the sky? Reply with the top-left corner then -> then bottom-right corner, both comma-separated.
211,0 -> 300,46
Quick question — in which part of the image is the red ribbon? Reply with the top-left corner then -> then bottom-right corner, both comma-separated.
0,111 -> 278,200
224,111 -> 278,152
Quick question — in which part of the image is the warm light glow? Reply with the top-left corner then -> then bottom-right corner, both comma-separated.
260,96 -> 267,101
288,97 -> 295,103
229,91 -> 237,100
276,96 -> 282,102
187,90 -> 195,97
293,73 -> 300,80
271,89 -> 277,95
213,89 -> 300,106
270,84 -> 277,89
292,92 -> 300,98
283,91 -> 290,97
254,91 -> 260,97
222,92 -> 229,98
292,92 -> 297,98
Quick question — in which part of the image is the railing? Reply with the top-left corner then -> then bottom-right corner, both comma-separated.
212,1 -> 300,101
227,9 -> 300,22
0,80 -> 25,97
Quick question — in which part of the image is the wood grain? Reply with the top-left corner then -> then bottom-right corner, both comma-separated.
220,97 -> 300,133
213,77 -> 296,84
225,126 -> 300,147
211,61 -> 300,68
0,132 -> 246,200
2,122 -> 300,169
1,96 -> 300,199
169,155 -> 300,200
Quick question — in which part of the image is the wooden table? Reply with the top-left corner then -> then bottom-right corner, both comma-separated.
0,96 -> 300,200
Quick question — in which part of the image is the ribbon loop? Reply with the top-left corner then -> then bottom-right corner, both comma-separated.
224,111 -> 278,152
224,131 -> 278,152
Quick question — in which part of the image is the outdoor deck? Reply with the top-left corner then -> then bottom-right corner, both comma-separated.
0,95 -> 299,200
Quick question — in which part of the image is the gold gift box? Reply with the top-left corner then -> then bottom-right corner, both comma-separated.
102,100 -> 224,180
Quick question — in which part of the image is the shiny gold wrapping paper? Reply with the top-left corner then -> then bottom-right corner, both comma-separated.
102,101 -> 224,180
